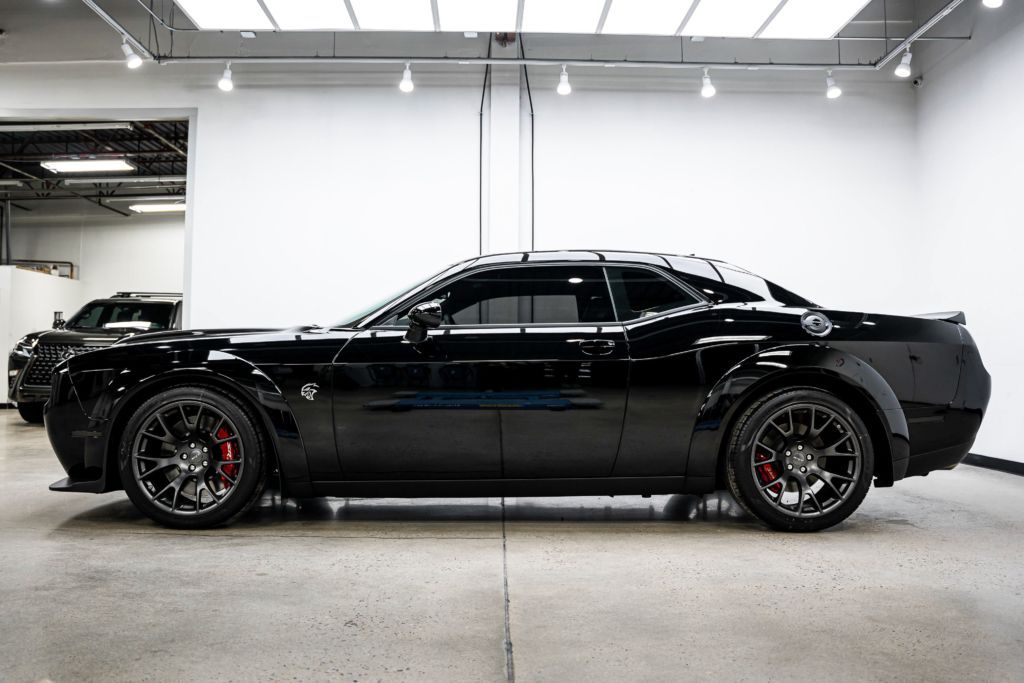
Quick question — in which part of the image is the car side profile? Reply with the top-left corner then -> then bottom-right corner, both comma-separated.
9,292 -> 182,423
43,251 -> 990,531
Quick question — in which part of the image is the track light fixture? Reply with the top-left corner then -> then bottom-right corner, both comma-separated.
825,70 -> 842,99
557,65 -> 572,95
982,0 -> 1003,8
399,63 -> 415,93
217,62 -> 234,92
700,68 -> 716,98
894,50 -> 913,78
121,40 -> 142,70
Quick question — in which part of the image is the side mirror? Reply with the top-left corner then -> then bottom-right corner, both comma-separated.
52,311 -> 65,329
404,301 -> 442,344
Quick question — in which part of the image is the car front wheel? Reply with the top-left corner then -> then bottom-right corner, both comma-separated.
725,388 -> 874,532
119,385 -> 267,529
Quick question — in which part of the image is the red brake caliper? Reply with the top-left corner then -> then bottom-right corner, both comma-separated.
217,427 -> 238,490
755,451 -> 782,495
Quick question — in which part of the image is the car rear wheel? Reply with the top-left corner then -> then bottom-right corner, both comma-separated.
119,385 -> 267,529
725,388 -> 874,532
17,402 -> 45,424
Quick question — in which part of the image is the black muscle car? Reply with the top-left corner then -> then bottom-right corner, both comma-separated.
44,252 -> 990,531
10,292 -> 182,423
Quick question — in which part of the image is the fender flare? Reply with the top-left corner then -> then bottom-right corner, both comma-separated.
80,349 -> 311,495
686,344 -> 910,485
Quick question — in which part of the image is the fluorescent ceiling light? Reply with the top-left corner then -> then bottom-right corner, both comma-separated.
602,0 -> 695,36
40,159 -> 135,174
173,0 -> 274,30
63,175 -> 186,185
521,0 -> 607,34
263,0 -> 354,30
681,0 -> 780,38
0,122 -> 133,132
437,0 -> 518,32
128,203 -> 187,214
0,180 -> 25,187
349,0 -> 435,31
759,0 -> 871,40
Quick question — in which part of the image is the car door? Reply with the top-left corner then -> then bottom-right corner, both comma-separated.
331,263 -> 629,480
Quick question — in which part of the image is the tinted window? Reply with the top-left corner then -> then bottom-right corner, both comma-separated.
607,267 -> 700,319
389,266 -> 615,326
67,302 -> 175,331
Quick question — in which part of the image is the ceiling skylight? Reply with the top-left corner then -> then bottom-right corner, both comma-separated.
174,0 -> 275,30
601,0 -> 696,36
262,0 -> 354,31
758,0 -> 872,40
680,0 -> 781,38
349,0 -> 435,31
437,0 -> 518,33
520,0 -> 607,35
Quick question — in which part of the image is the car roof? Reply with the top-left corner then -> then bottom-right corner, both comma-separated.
454,250 -> 729,270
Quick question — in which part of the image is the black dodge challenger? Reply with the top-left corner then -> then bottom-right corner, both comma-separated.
44,251 -> 990,531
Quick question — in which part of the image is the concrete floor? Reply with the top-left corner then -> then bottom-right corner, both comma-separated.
1,411 -> 1022,683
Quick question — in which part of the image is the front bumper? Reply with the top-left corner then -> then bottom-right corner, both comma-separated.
44,366 -> 114,493
8,352 -> 49,404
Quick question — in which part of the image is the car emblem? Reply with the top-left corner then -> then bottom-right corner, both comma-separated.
301,383 -> 319,401
801,311 -> 833,337
60,348 -> 77,361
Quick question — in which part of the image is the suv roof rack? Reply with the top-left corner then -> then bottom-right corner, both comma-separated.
111,291 -> 183,298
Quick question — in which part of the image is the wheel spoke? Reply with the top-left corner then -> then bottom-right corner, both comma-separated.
141,430 -> 176,445
810,414 -> 835,440
807,485 -> 823,513
816,472 -> 844,499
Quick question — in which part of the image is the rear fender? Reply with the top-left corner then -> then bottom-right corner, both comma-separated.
687,344 -> 910,486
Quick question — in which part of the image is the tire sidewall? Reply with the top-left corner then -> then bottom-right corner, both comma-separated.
119,386 -> 265,528
727,388 -> 875,532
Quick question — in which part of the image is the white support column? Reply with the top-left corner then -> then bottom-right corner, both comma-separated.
481,65 -> 524,255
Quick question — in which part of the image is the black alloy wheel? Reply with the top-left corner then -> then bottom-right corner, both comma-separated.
725,388 -> 874,532
119,385 -> 266,528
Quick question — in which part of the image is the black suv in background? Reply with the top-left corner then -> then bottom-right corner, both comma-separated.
9,292 -> 182,423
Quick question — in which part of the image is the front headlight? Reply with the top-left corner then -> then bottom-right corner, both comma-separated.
13,337 -> 36,357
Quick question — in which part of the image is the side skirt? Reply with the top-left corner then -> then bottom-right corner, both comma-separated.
311,476 -> 713,498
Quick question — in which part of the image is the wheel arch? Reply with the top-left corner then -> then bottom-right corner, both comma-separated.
100,364 -> 307,496
688,345 -> 910,489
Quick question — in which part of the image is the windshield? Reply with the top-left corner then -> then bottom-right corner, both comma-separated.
332,261 -> 470,328
66,301 -> 175,331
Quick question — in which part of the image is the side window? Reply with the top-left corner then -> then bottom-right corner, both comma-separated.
385,266 -> 616,326
607,267 -> 701,320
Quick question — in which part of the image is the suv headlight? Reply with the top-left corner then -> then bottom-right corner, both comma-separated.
13,337 -> 36,357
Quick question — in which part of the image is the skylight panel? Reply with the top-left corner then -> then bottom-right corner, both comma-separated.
262,0 -> 354,31
680,0 -> 781,38
174,0 -> 274,30
349,0 -> 436,31
520,0 -> 608,34
602,0 -> 697,36
437,0 -> 518,33
758,0 -> 872,40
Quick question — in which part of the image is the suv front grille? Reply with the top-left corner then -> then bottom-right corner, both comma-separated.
24,344 -> 93,387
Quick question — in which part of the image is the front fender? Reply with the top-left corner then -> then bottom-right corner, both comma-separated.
686,344 -> 910,485
59,349 -> 310,495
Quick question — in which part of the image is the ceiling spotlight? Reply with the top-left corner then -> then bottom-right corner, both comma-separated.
982,0 -> 1003,8
557,65 -> 572,95
217,62 -> 234,92
399,63 -> 415,93
894,50 -> 913,78
700,68 -> 716,98
825,71 -> 843,99
121,40 -> 142,70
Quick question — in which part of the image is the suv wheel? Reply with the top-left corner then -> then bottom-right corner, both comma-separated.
17,402 -> 45,424
119,385 -> 267,529
725,388 -> 874,532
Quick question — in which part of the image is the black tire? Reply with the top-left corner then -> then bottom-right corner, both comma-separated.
17,402 -> 45,424
725,387 -> 874,532
118,385 -> 267,529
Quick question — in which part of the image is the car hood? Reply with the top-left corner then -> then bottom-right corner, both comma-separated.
27,327 -> 143,347
113,327 -> 284,347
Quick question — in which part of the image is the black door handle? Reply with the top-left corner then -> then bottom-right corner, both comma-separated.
571,339 -> 616,356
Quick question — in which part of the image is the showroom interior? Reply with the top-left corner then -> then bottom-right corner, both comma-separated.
0,0 -> 1021,680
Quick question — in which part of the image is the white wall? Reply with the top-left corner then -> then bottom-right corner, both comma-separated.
913,4 -> 1024,463
0,266 -> 84,383
10,214 -> 185,302
530,76 -> 918,315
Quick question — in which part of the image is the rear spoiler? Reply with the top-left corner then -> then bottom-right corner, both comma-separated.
914,311 -> 966,325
